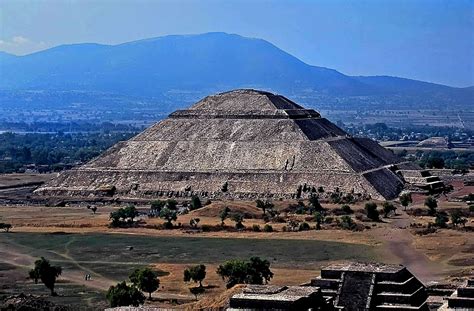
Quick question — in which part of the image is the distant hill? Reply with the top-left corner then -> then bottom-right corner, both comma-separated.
0,32 -> 472,108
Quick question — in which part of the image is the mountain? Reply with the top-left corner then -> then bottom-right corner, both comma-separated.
0,32 -> 472,107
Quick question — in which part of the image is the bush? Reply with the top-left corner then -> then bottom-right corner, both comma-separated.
201,224 -> 211,232
263,224 -> 273,232
364,202 -> 380,221
252,224 -> 261,232
324,216 -> 334,224
341,205 -> 353,214
189,196 -> 202,211
340,215 -> 355,230
298,222 -> 311,231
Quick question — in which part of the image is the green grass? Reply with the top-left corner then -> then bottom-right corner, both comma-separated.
1,232 -> 380,270
0,232 -> 381,309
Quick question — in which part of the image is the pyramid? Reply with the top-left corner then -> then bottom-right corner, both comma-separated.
37,89 -> 416,200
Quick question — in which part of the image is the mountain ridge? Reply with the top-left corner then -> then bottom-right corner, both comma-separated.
0,32 -> 472,107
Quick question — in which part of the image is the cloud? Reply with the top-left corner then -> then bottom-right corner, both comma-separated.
12,36 -> 30,44
0,36 -> 47,55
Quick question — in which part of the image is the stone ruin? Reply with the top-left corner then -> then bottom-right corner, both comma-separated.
440,279 -> 474,310
228,262 -> 432,310
36,89 -> 420,201
311,262 -> 429,310
228,284 -> 333,310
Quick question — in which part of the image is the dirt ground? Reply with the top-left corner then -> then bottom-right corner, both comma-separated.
0,175 -> 472,309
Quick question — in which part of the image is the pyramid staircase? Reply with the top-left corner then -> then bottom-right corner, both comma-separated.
311,264 -> 429,311
397,169 -> 444,193
447,279 -> 474,309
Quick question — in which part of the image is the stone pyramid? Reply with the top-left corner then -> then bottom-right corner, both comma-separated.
37,89 -> 415,200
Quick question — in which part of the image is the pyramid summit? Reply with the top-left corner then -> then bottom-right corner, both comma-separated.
37,89 -> 415,200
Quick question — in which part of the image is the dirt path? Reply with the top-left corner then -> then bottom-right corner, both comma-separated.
370,210 -> 445,283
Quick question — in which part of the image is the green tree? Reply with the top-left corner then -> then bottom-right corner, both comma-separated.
309,195 -> 323,212
365,202 -> 380,221
231,213 -> 245,229
314,212 -> 324,230
219,206 -> 230,226
190,196 -> 202,211
166,199 -> 178,210
216,257 -> 274,288
129,268 -> 160,299
189,286 -> 205,300
382,202 -> 396,218
123,205 -> 139,222
340,215 -> 355,230
28,257 -> 62,296
434,213 -> 448,228
151,200 -> 166,212
450,210 -> 467,227
159,207 -> 177,229
106,281 -> 145,307
255,200 -> 274,217
399,192 -> 413,211
183,264 -> 206,287
341,205 -> 353,214
424,196 -> 438,215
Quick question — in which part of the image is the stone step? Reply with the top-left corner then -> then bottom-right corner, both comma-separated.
375,301 -> 429,310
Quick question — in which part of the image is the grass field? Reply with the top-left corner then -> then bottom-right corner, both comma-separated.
0,232 -> 380,309
0,232 -> 380,270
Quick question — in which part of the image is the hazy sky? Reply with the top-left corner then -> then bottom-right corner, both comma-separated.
0,0 -> 473,87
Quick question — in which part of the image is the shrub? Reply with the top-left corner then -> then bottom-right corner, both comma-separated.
252,224 -> 261,232
424,196 -> 438,215
324,216 -> 334,224
434,212 -> 448,228
365,202 -> 380,221
340,215 -> 355,230
189,196 -> 202,211
263,224 -> 273,232
298,222 -> 311,231
341,205 -> 353,214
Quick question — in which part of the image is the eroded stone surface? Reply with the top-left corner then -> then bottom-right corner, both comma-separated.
36,89 -> 410,200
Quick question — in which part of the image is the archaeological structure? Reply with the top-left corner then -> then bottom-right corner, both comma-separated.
37,89 -> 421,200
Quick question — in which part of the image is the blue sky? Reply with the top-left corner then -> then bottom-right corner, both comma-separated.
0,0 -> 473,87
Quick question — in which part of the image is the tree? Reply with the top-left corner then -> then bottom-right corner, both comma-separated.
424,196 -> 438,215
91,206 -> 98,214
399,192 -> 413,211
0,223 -> 12,232
216,257 -> 273,288
309,195 -> 323,212
129,268 -> 160,299
151,200 -> 166,213
314,212 -> 324,230
106,281 -> 145,307
166,199 -> 178,210
255,200 -> 274,216
231,213 -> 244,229
341,205 -> 353,214
28,257 -> 62,296
189,286 -> 205,300
434,213 -> 448,228
123,205 -> 139,223
365,202 -> 380,221
340,215 -> 355,230
159,207 -> 177,229
190,196 -> 202,211
219,206 -> 230,226
183,264 -> 206,287
382,202 -> 396,218
450,210 -> 467,227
